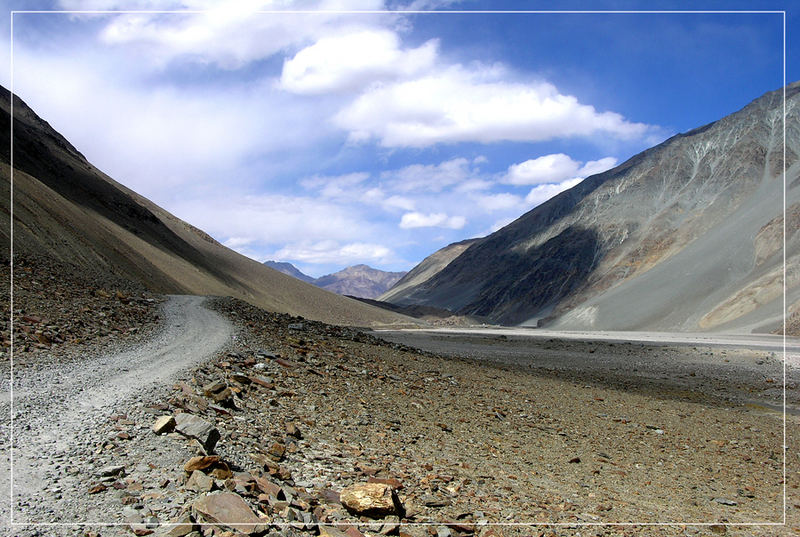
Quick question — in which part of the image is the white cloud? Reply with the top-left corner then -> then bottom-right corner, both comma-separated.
504,153 -> 581,186
383,195 -> 416,211
8,8 -> 648,273
274,240 -> 393,265
334,65 -> 652,148
399,212 -> 466,229
300,172 -> 370,198
78,1 -> 388,70
578,156 -> 618,177
503,154 -> 618,186
171,193 -> 370,245
280,28 -> 437,94
471,192 -> 524,212
525,177 -> 584,207
11,47 -> 333,201
223,236 -> 254,249
381,157 -> 476,193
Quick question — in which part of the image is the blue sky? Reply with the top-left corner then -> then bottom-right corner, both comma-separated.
0,1 -> 795,277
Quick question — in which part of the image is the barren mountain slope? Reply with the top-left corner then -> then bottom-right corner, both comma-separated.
392,83 -> 800,332
0,88 -> 417,327
263,260 -> 316,283
379,238 -> 480,303
313,264 -> 406,299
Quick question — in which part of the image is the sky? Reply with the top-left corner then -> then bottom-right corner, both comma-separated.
0,1 -> 795,277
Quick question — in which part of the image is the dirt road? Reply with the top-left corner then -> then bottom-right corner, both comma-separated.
0,295 -> 233,531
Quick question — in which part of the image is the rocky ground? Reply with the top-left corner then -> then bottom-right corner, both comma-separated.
2,269 -> 799,536
1,256 -> 162,361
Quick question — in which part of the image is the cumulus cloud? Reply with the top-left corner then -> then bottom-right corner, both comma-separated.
504,153 -> 582,186
525,177 -> 584,207
79,0 -> 388,70
470,192 -> 525,212
381,157 -> 477,193
171,193 -> 370,245
383,195 -> 416,211
334,66 -> 652,148
10,46 -> 334,201
578,156 -> 618,177
274,240 -> 393,265
399,212 -> 466,229
280,28 -> 437,94
9,7 -> 649,273
503,154 -> 617,186
300,172 -> 370,198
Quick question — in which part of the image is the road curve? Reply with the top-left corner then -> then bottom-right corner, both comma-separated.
1,294 -> 233,528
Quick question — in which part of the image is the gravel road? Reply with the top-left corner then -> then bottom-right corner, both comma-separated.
0,294 -> 233,531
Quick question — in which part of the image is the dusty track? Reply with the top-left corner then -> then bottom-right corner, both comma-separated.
0,295 -> 233,530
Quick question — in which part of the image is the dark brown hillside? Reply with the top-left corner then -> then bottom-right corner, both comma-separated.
0,87 -> 418,328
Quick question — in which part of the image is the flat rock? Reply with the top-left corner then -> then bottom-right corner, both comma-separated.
96,465 -> 125,477
339,482 -> 403,518
367,477 -> 403,490
203,380 -> 227,395
154,514 -> 195,537
152,415 -> 175,435
193,492 -> 267,534
174,413 -> 220,453
184,455 -> 219,473
267,442 -> 286,461
186,470 -> 214,492
319,526 -> 350,537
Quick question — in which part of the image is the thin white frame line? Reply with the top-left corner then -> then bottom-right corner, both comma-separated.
6,8 -> 788,529
782,9 -> 788,528
5,522 -> 790,527
8,9 -> 13,530
9,9 -> 788,14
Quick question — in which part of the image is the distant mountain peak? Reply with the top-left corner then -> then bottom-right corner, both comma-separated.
263,260 -> 315,283
263,261 -> 407,299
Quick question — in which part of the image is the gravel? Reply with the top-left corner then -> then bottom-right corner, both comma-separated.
0,295 -> 233,535
0,293 -> 797,537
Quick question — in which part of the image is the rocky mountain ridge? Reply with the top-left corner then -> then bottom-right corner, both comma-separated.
384,82 -> 800,333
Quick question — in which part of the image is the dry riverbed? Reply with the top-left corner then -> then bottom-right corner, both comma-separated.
1,288 -> 798,537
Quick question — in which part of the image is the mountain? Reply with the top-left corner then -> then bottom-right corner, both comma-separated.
263,261 -> 315,283
264,261 -> 406,299
387,82 -> 800,333
313,264 -> 406,299
0,87 -> 418,328
379,238 -> 479,304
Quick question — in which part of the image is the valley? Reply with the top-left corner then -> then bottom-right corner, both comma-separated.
0,19 -> 798,536
3,291 -> 798,537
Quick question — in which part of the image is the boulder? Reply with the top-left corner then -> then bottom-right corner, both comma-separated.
186,470 -> 214,492
203,380 -> 227,395
154,514 -> 196,537
193,492 -> 267,534
339,482 -> 404,518
152,415 -> 175,435
184,456 -> 219,473
174,413 -> 220,453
